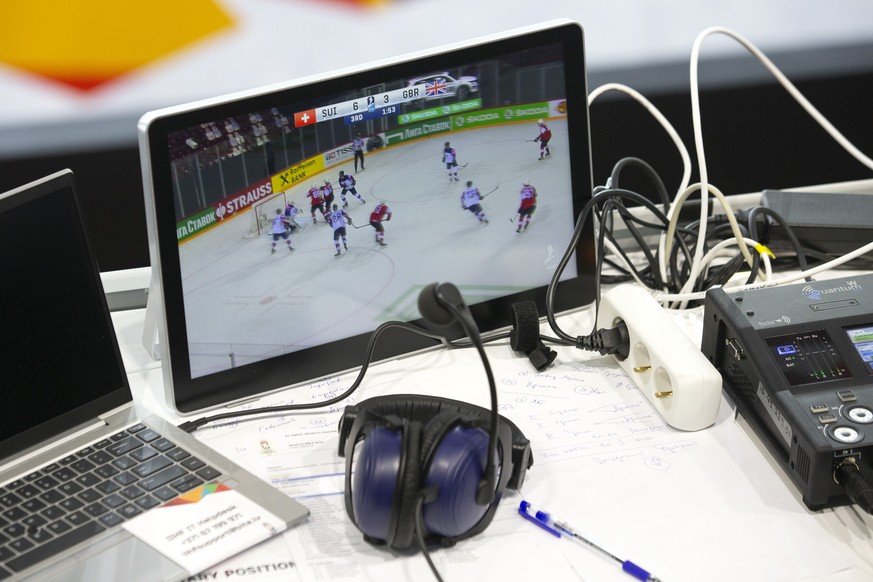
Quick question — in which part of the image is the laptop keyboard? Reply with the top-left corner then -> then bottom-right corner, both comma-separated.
0,422 -> 222,579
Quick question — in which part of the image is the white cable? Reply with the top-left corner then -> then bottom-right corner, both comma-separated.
655,239 -> 873,305
595,30 -> 873,307
588,82 -> 692,286
693,26 -> 873,174
689,236 -> 771,310
664,181 -> 756,308
664,182 -> 754,269
684,26 -> 873,306
695,236 -> 763,280
761,247 -> 773,281
685,31 -> 716,302
588,83 -> 692,197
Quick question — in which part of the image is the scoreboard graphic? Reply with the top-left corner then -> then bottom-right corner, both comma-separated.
294,86 -> 425,127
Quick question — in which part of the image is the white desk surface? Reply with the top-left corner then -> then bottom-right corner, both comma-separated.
110,301 -> 873,582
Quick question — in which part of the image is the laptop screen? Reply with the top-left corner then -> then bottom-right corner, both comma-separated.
140,21 -> 596,413
0,170 -> 131,456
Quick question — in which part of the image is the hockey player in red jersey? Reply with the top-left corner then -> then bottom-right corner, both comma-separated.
307,183 -> 327,223
534,119 -> 552,160
369,202 -> 392,247
321,179 -> 335,210
516,181 -> 537,233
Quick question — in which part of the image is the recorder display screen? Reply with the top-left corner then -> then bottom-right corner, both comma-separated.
845,324 -> 873,375
766,330 -> 851,386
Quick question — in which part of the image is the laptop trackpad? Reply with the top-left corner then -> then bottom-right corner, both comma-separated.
27,530 -> 187,582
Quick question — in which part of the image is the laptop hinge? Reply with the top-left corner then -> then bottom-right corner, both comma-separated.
1,403 -> 137,476
0,420 -> 107,475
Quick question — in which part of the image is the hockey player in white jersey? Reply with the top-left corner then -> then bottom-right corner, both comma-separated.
338,170 -> 366,207
327,203 -> 352,256
270,208 -> 295,254
442,142 -> 460,181
460,180 -> 488,224
284,201 -> 301,232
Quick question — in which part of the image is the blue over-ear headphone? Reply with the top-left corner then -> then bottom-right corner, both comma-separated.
336,283 -> 533,550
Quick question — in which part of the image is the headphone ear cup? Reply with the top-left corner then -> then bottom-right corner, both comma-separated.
350,422 -> 422,549
343,395 -> 531,550
419,411 -> 491,538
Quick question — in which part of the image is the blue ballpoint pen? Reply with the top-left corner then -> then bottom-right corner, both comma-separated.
518,500 -> 662,582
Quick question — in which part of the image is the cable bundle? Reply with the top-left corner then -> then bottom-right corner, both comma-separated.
557,27 -> 873,320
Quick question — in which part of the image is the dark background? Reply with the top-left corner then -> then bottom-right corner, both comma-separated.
1,47 -> 871,274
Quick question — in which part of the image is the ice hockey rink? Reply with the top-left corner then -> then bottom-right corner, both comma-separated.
177,119 -> 578,377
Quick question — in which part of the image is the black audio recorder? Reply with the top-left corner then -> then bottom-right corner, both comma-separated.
701,274 -> 873,511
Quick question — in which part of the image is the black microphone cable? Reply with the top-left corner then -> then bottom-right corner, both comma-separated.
417,282 -> 500,507
177,297 -> 515,439
414,488 -> 445,582
545,187 -> 687,358
834,458 -> 873,515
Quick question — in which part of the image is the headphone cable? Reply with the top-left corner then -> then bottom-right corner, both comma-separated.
415,491 -> 445,582
177,320 -> 451,433
436,286 -> 500,506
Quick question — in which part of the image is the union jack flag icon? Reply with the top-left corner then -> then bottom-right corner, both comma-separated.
425,78 -> 447,97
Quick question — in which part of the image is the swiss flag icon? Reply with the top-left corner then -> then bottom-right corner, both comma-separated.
294,109 -> 316,128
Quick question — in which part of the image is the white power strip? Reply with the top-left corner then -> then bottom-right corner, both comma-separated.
597,283 -> 722,431
593,178 -> 873,431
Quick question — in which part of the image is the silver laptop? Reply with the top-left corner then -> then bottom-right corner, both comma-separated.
0,170 -> 308,581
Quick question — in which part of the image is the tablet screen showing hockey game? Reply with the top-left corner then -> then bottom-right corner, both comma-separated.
142,22 -> 595,413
